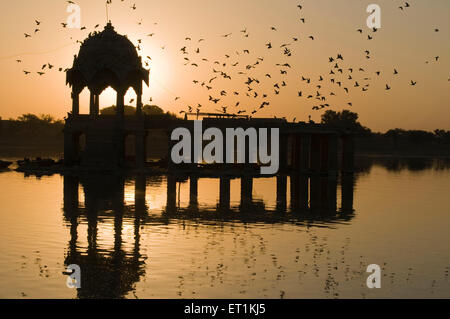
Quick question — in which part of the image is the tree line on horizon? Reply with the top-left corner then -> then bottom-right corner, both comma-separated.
0,109 -> 449,145
320,110 -> 450,144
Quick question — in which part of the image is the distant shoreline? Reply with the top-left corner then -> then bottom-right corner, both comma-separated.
1,136 -> 449,160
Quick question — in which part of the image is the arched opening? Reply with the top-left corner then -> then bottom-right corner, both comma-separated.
78,87 -> 90,115
96,87 -> 139,116
98,87 -> 117,114
123,87 -> 139,115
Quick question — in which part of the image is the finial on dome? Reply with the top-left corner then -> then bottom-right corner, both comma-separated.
105,22 -> 114,31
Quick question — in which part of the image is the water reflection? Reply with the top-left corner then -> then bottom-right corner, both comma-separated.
355,156 -> 450,174
62,172 -> 356,298
63,175 -> 146,299
165,175 -> 355,220
58,156 -> 450,298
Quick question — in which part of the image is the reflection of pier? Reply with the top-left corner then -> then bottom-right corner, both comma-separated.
165,173 -> 355,215
62,170 -> 355,297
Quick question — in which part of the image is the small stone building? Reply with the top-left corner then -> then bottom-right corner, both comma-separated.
64,23 -> 149,168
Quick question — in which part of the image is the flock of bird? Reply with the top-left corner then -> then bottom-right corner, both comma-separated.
15,0 -> 447,121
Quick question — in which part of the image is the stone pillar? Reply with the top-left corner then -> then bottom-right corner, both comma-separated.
299,135 -> 311,173
240,176 -> 253,209
319,135 -> 329,173
71,90 -> 79,115
189,176 -> 198,207
219,177 -> 231,210
276,175 -> 287,211
290,175 -> 299,209
310,135 -> 321,173
292,134 -> 301,170
116,90 -> 125,119
136,90 -> 143,117
328,134 -> 339,174
288,134 -> 298,170
94,94 -> 99,117
89,91 -> 95,116
116,90 -> 125,167
290,174 -> 308,211
342,135 -> 355,174
166,176 -> 177,212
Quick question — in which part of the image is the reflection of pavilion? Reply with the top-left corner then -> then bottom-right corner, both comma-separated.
63,174 -> 147,299
62,171 -> 355,297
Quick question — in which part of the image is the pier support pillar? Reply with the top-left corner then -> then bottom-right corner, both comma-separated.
276,175 -> 287,211
342,135 -> 355,174
328,134 -> 339,174
166,176 -> 177,212
319,135 -> 329,173
89,91 -> 95,116
115,90 -> 126,168
189,176 -> 198,207
290,175 -> 308,211
290,134 -> 301,171
219,177 -> 231,210
290,175 -> 299,209
310,135 -> 321,173
300,135 -> 311,173
240,176 -> 253,209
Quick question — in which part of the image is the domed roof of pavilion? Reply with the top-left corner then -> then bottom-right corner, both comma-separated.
66,23 -> 149,93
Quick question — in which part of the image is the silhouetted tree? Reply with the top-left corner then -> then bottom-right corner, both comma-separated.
385,128 -> 405,148
434,129 -> 450,144
321,110 -> 371,135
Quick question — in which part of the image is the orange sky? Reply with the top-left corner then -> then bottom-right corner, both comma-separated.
0,0 -> 449,132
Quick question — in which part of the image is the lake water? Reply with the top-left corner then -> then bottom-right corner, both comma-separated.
0,157 -> 449,299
